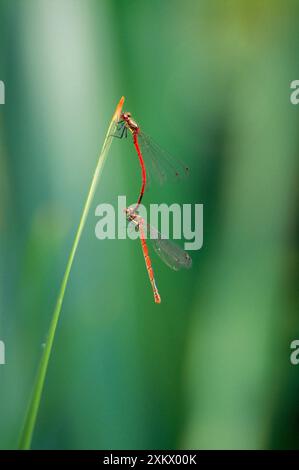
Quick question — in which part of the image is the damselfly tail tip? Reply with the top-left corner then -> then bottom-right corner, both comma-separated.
155,294 -> 161,304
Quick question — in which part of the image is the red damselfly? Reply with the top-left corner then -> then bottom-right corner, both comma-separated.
126,207 -> 192,303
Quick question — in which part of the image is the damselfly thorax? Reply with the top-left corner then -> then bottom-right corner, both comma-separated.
120,112 -> 140,134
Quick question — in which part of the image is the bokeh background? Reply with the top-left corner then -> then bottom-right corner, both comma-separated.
1,0 -> 299,450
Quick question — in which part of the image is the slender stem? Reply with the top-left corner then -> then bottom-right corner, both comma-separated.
18,96 -> 125,450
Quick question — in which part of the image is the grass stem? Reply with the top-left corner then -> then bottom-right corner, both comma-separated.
18,96 -> 125,450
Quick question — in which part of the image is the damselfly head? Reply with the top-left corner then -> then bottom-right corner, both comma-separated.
124,206 -> 138,223
122,111 -> 131,120
121,112 -> 139,132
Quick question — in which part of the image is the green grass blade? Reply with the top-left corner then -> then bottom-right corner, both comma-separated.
18,96 -> 125,450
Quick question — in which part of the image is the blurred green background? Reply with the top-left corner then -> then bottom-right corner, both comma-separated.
1,0 -> 299,450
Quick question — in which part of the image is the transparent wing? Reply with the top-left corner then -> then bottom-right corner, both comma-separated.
125,208 -> 192,271
146,224 -> 192,271
138,131 -> 190,186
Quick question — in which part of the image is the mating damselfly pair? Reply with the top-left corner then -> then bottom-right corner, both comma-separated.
115,111 -> 192,303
